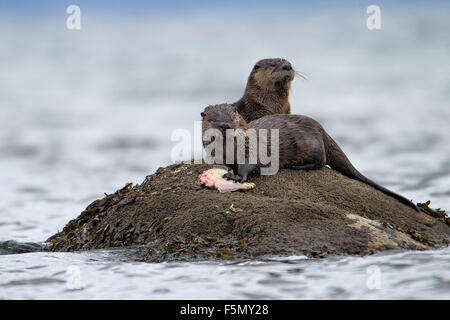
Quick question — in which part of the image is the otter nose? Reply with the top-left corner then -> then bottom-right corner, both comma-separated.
220,123 -> 230,130
282,64 -> 292,71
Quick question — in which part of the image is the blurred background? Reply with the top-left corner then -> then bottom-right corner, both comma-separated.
0,0 -> 449,244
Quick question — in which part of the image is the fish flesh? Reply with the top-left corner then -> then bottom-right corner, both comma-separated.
198,168 -> 256,193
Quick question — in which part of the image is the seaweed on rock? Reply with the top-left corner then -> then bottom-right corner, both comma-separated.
46,163 -> 450,261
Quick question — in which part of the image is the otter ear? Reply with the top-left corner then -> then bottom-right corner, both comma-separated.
200,111 -> 205,118
254,65 -> 260,70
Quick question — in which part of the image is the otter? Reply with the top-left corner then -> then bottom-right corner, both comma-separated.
228,58 -> 296,123
201,104 -> 248,175
201,104 -> 419,212
200,58 -> 296,166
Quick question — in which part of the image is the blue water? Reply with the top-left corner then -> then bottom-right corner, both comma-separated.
0,8 -> 449,299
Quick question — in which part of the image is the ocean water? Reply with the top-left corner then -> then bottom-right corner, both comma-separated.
0,8 -> 449,299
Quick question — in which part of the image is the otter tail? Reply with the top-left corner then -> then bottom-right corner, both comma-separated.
323,132 -> 419,212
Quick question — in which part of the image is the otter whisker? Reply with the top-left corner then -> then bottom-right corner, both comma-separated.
294,70 -> 307,80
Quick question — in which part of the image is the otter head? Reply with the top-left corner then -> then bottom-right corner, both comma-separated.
201,104 -> 252,170
201,104 -> 249,135
248,58 -> 295,92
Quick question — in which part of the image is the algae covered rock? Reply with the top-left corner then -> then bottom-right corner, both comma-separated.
45,163 -> 450,261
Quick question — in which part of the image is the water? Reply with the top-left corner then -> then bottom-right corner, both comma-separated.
1,8 -> 450,299
1,249 -> 450,299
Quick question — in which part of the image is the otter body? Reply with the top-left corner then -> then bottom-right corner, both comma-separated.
201,105 -> 419,212
200,58 -> 296,167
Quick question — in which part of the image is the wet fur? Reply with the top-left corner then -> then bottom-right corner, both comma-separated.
201,105 -> 419,212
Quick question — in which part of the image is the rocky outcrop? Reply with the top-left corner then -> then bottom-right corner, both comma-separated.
45,163 -> 450,261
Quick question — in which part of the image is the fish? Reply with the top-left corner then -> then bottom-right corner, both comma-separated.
197,168 -> 256,193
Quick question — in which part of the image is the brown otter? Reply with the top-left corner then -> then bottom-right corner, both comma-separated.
234,58 -> 296,123
201,104 -> 420,212
201,104 -> 248,175
200,58 -> 297,166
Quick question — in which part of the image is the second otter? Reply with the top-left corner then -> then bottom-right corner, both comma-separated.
201,104 -> 419,212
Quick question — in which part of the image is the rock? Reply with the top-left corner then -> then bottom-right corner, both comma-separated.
45,163 -> 450,261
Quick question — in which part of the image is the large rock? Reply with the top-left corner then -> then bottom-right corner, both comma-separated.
45,163 -> 450,261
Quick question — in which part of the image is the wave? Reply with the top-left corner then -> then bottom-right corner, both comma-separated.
0,240 -> 44,255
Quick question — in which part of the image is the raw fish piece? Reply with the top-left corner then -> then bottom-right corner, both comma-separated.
198,168 -> 255,193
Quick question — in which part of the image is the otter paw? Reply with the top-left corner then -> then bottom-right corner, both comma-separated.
222,172 -> 243,182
